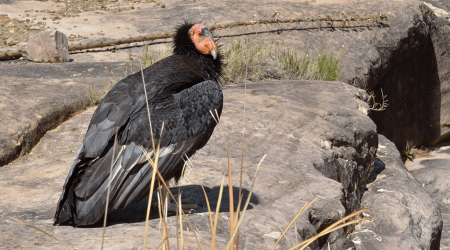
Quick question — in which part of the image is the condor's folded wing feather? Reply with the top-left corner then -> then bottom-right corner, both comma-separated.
82,58 -> 203,158
119,80 -> 223,147
72,80 -> 223,221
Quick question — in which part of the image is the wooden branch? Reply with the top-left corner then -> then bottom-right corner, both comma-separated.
0,13 -> 388,61
0,50 -> 23,60
209,13 -> 388,30
68,31 -> 176,52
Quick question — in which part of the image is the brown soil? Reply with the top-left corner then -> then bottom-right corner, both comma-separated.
0,0 -> 159,49
0,14 -> 41,48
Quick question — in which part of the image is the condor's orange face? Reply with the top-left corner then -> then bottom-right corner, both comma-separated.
189,24 -> 218,59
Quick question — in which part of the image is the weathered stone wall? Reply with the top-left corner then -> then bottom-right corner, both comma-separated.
369,2 -> 450,150
369,11 -> 441,150
0,80 -> 378,249
0,62 -> 128,166
351,135 -> 443,250
421,2 -> 450,145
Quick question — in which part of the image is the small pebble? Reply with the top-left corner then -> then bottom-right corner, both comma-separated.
6,38 -> 17,46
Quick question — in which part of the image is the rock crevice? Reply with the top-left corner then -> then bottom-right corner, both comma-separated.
351,135 -> 443,250
369,2 -> 450,151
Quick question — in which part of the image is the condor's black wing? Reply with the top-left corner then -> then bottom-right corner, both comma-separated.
54,56 -> 223,226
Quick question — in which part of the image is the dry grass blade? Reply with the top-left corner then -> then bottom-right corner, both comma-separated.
277,225 -> 292,248
157,192 -> 163,230
202,184 -> 214,232
231,193 -> 244,241
319,217 -> 372,237
184,157 -> 214,242
143,124 -> 163,249
185,219 -> 202,250
158,236 -> 169,250
139,60 -> 156,154
161,191 -> 170,250
140,149 -> 202,249
224,154 -> 266,250
7,218 -> 73,250
156,187 -> 170,250
208,109 -> 236,249
296,218 -> 372,250
211,175 -> 226,250
179,193 -> 184,250
227,171 -> 235,249
286,209 -> 371,250
139,59 -> 163,249
271,197 -> 318,250
236,80 -> 248,250
316,209 -> 369,237
176,187 -> 181,250
101,128 -> 119,249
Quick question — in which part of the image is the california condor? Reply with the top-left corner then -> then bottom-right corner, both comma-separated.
54,22 -> 223,226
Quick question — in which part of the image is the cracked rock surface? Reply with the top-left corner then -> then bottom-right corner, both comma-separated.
406,142 -> 450,249
0,80 -> 377,249
352,135 -> 443,250
0,61 -> 128,166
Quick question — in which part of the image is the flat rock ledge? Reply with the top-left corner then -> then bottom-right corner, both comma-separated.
0,61 -> 128,167
405,143 -> 450,249
0,80 -> 440,249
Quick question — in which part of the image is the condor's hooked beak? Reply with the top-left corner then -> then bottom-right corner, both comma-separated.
190,24 -> 218,60
210,46 -> 217,60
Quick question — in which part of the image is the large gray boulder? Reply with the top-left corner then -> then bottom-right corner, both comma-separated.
406,144 -> 450,248
420,1 -> 450,145
0,61 -> 128,166
362,1 -> 450,150
24,30 -> 70,63
0,80 -> 378,249
351,135 -> 443,250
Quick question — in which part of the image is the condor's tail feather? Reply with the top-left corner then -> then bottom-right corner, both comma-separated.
53,140 -> 149,226
53,139 -> 189,226
53,147 -> 85,226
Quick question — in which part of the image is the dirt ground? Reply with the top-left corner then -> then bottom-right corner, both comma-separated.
0,0 -> 160,48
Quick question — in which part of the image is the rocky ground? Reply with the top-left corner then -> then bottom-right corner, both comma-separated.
0,0 -> 449,249
406,143 -> 450,249
0,80 -> 378,249
0,0 -> 156,47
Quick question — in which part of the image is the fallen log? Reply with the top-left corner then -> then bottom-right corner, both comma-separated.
0,14 -> 388,61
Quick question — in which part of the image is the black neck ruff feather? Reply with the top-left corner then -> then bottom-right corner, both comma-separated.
173,21 -> 223,83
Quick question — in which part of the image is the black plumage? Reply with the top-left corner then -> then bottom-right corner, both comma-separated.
54,21 -> 223,226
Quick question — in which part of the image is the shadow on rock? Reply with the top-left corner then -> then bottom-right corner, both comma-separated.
200,185 -> 260,212
361,158 -> 386,198
75,184 -> 259,227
